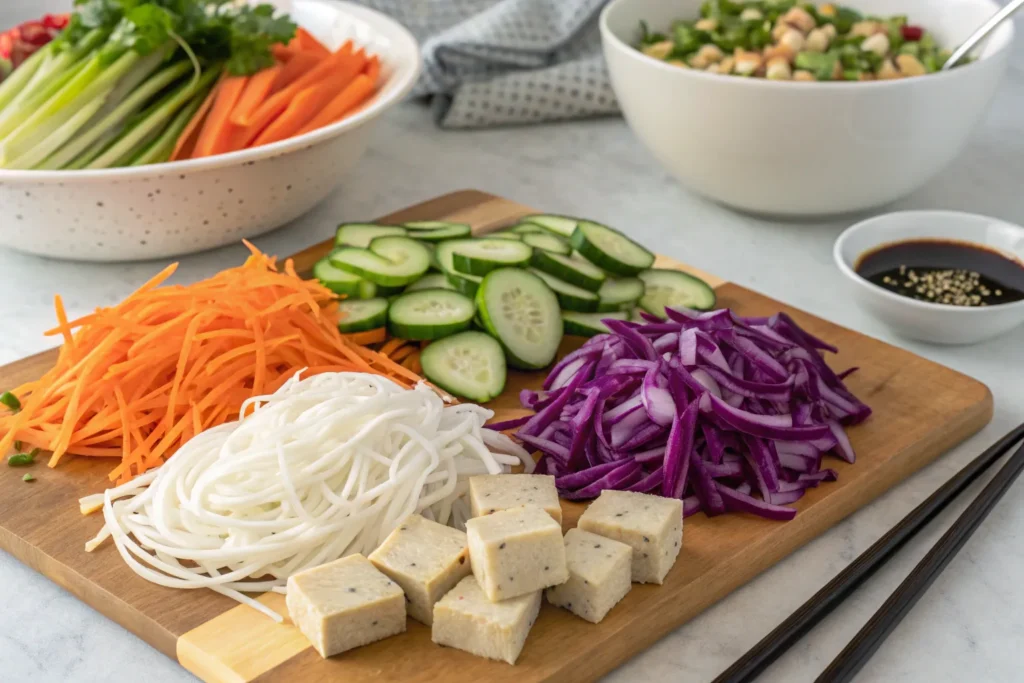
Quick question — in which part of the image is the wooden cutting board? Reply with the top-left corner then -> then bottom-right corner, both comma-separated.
0,190 -> 992,683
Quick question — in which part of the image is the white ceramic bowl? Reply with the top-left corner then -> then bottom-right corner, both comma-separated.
834,210 -> 1024,344
600,0 -> 1014,216
0,0 -> 420,261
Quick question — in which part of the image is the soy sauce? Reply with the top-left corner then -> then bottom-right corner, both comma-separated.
855,239 -> 1024,307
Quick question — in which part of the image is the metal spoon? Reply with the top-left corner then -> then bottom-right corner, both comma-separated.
943,0 -> 1024,70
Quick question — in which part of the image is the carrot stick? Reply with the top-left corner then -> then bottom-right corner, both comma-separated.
274,50 -> 321,90
271,44 -> 295,62
229,65 -> 282,128
343,328 -> 387,346
295,28 -> 330,59
192,76 -> 249,158
170,81 -> 221,161
364,55 -> 380,83
238,42 -> 364,142
295,74 -> 374,135
250,74 -> 346,148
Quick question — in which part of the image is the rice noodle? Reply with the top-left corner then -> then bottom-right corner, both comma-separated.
80,372 -> 533,621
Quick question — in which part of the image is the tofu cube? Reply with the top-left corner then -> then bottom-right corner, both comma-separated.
286,554 -> 406,658
469,474 -> 562,524
577,490 -> 683,584
466,505 -> 568,601
432,576 -> 541,665
368,514 -> 471,625
545,528 -> 632,623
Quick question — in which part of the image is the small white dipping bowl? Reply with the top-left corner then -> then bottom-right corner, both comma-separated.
834,211 -> 1024,345
600,0 -> 1014,216
0,0 -> 420,262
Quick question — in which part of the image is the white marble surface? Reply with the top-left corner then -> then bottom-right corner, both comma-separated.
2,12 -> 1024,683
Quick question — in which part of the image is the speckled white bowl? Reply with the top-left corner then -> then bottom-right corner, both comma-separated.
0,0 -> 420,261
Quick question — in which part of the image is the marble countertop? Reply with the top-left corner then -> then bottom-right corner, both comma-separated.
3,22 -> 1024,683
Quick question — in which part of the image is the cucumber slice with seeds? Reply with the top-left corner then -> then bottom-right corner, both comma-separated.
331,236 -> 431,287
522,232 -> 572,255
531,250 -> 607,292
528,268 -> 600,313
404,273 -> 453,292
522,214 -> 578,238
638,268 -> 716,315
510,223 -> 546,235
451,239 -> 533,276
388,289 -> 476,340
335,223 -> 406,248
403,221 -> 472,242
446,270 -> 483,297
420,331 -> 507,402
570,220 -> 655,276
475,268 -> 562,370
562,310 -> 629,338
596,277 -> 645,311
336,298 -> 389,333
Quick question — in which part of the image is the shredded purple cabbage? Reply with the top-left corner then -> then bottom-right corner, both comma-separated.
513,309 -> 870,521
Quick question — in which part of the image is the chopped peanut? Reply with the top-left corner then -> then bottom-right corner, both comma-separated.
689,43 -> 724,69
858,72 -> 875,81
772,21 -> 793,42
782,7 -> 816,33
793,69 -> 816,81
818,3 -> 837,18
763,43 -> 796,63
832,60 -> 843,80
896,53 -> 927,76
779,28 -> 805,53
642,40 -> 674,60
739,8 -> 763,21
851,21 -> 884,38
695,18 -> 718,32
821,24 -> 838,40
733,48 -> 763,76
666,59 -> 689,69
766,56 -> 792,80
861,33 -> 890,57
717,56 -> 735,74
877,58 -> 901,80
804,27 -> 831,53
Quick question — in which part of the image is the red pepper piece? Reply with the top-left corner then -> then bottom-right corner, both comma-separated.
901,25 -> 924,41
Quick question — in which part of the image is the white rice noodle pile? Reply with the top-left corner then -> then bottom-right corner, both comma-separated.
80,372 -> 532,621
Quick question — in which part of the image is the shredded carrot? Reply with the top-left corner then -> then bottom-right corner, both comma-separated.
0,243 -> 422,484
192,76 -> 249,158
342,328 -> 387,346
379,337 -> 405,356
229,65 -> 282,128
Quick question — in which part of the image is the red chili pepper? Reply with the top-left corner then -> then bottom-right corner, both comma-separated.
901,25 -> 924,41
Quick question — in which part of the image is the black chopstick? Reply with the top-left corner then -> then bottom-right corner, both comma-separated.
816,435 -> 1024,683
712,422 -> 1024,683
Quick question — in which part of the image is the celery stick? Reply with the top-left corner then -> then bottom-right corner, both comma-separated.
6,96 -> 108,169
0,55 -> 85,139
2,50 -> 142,163
37,60 -> 193,170
0,42 -> 52,112
88,66 -> 220,169
65,130 -> 121,170
131,90 -> 208,166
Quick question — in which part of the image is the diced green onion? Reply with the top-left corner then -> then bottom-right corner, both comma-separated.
0,391 -> 20,411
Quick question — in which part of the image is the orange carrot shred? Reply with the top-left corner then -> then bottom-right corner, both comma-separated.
342,328 -> 388,346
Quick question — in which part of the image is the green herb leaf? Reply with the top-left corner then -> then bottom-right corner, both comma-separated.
0,391 -> 20,411
8,448 -> 39,467
22,473 -> 35,482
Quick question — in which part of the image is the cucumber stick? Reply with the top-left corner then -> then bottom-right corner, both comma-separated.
529,268 -> 600,313
336,298 -> 389,333
570,220 -> 655,276
476,268 -> 562,370
421,331 -> 507,402
388,290 -> 476,340
562,310 -> 629,338
638,268 -> 716,315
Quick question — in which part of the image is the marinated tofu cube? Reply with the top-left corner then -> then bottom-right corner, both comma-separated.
466,505 -> 568,601
469,474 -> 562,525
368,514 -> 471,625
577,490 -> 682,584
545,528 -> 632,623
286,554 -> 406,658
432,576 -> 541,665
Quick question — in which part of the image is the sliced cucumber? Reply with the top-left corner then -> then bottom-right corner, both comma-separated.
313,258 -> 370,297
531,250 -> 607,292
451,239 -> 533,276
562,310 -> 629,338
404,273 -> 453,293
336,298 -> 389,333
489,232 -> 522,241
476,268 -> 562,370
596,277 -> 645,312
446,270 -> 483,297
403,221 -> 472,242
335,223 -> 406,248
521,232 -> 572,256
330,236 -> 431,287
420,331 -> 507,402
570,220 -> 655,276
528,268 -> 600,313
509,222 -> 546,235
638,268 -> 717,315
388,289 -> 476,340
522,214 -> 578,238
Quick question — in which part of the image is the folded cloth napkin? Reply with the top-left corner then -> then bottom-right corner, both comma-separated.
353,0 -> 620,128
